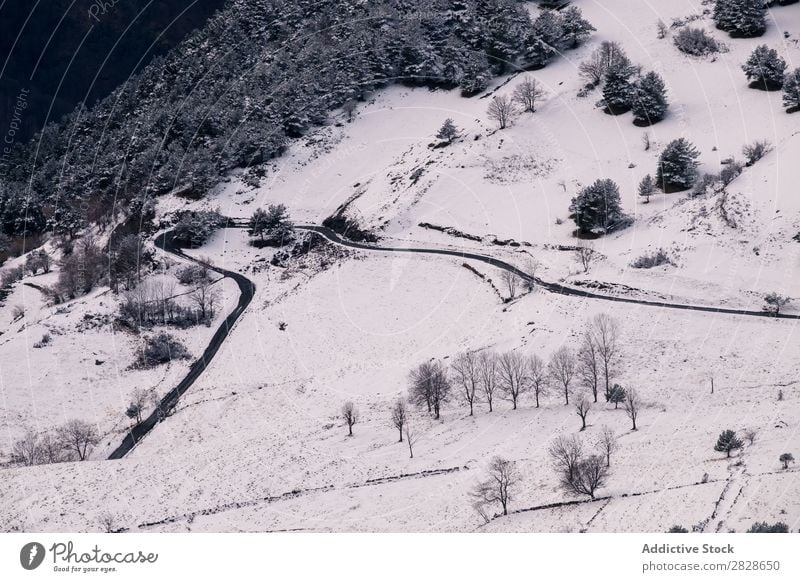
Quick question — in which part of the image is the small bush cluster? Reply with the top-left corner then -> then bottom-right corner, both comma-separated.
135,332 -> 191,369
746,522 -> 789,533
631,249 -> 675,269
674,27 -> 724,56
743,140 -> 773,166
33,333 -> 52,348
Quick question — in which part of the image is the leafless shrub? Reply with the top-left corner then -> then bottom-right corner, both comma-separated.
743,140 -> 773,166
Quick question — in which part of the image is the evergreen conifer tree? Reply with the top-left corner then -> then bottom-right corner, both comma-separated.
656,138 -> 701,192
631,71 -> 669,124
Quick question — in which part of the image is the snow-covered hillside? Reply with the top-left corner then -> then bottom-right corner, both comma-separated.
2,0 -> 800,534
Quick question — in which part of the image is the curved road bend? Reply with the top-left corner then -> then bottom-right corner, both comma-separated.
107,230 -> 256,460
297,225 -> 800,321
108,222 -> 797,460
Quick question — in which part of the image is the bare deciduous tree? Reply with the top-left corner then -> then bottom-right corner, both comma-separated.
12,431 -> 41,466
549,346 -> 577,405
501,270 -> 521,300
57,419 -> 99,461
596,425 -> 618,467
591,314 -> 621,401
523,257 -> 541,292
578,41 -> 629,86
624,387 -> 641,431
409,360 -> 451,419
575,396 -> 592,431
342,401 -> 359,436
391,399 -> 407,442
125,388 -> 150,424
563,455 -> 609,500
470,456 -> 521,516
487,94 -> 515,130
743,428 -> 758,446
512,76 -> 546,113
498,351 -> 528,410
452,351 -> 480,416
527,354 -> 547,408
190,280 -> 221,321
38,432 -> 63,464
577,330 -> 600,402
477,351 -> 499,412
98,512 -> 118,534
405,422 -> 419,459
548,435 -> 584,484
574,242 -> 596,273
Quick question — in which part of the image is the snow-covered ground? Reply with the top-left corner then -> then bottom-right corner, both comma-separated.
2,0 -> 800,533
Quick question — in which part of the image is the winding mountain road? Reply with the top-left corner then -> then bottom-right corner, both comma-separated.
108,222 -> 797,460
298,225 -> 800,321
107,230 -> 255,460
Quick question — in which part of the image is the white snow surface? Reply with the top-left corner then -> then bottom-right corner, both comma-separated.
2,0 -> 800,533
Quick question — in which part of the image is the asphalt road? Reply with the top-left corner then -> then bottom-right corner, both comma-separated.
107,230 -> 256,460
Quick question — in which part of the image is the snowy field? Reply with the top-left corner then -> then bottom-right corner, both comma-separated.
1,0 -> 800,533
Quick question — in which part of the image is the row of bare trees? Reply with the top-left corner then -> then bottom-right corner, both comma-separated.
404,314 -> 624,419
11,419 -> 100,466
119,275 -> 221,329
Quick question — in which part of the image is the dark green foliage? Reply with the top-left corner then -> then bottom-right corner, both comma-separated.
10,0 -> 589,243
714,0 -> 767,37
631,72 -> 669,124
603,65 -> 634,114
743,45 -> 787,90
746,521 -> 789,533
673,27 -> 724,57
569,179 -> 627,236
784,68 -> 800,111
609,384 -> 626,408
436,119 -> 460,143
109,235 -> 150,292
656,139 -> 701,192
249,204 -> 294,247
714,429 -> 743,457
638,174 -> 656,202
172,210 -> 225,248
524,7 -> 594,68
136,332 -> 190,368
